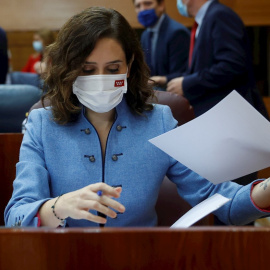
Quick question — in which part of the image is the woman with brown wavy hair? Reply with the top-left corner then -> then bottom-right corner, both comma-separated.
42,6 -> 153,124
5,7 -> 270,228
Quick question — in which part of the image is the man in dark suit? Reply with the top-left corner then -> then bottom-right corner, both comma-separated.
167,0 -> 268,119
133,0 -> 190,90
0,27 -> 8,84
168,0 -> 268,202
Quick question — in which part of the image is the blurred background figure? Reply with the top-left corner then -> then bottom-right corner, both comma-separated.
133,0 -> 190,91
10,28 -> 55,88
166,0 -> 269,219
0,26 -> 8,84
22,28 -> 54,74
167,0 -> 268,121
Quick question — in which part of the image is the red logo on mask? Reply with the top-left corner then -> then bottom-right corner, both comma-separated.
114,80 -> 124,87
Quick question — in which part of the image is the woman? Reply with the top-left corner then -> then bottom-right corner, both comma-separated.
22,28 -> 55,74
5,7 -> 270,228
10,28 -> 55,87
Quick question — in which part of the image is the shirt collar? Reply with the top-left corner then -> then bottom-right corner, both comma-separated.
195,0 -> 214,26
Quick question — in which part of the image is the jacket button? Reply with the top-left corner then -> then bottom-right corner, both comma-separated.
112,155 -> 118,161
85,128 -> 91,135
116,125 -> 122,131
89,155 -> 95,162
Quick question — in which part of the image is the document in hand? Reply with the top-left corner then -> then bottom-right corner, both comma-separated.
170,194 -> 231,228
149,90 -> 270,184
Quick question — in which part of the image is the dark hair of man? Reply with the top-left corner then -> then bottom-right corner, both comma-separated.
42,6 -> 153,124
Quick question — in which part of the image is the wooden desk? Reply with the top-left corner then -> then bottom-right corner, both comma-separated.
0,227 -> 269,270
0,133 -> 23,226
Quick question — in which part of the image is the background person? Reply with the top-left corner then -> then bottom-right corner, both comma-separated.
0,26 -> 8,84
134,0 -> 190,90
167,0 -> 268,120
10,28 -> 55,88
167,0 -> 269,188
22,28 -> 55,73
5,7 -> 270,228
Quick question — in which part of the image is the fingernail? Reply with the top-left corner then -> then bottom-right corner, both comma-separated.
119,206 -> 125,212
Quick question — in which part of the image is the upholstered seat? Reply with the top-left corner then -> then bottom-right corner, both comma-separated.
0,85 -> 42,133
148,90 -> 195,126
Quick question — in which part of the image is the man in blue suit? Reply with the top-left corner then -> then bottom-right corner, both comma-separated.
167,0 -> 268,198
133,0 -> 190,90
0,27 -> 8,84
167,0 -> 268,119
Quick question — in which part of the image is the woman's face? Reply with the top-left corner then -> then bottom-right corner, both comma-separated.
80,38 -> 130,77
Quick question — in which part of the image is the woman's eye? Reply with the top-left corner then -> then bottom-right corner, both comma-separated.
82,69 -> 94,74
108,68 -> 119,73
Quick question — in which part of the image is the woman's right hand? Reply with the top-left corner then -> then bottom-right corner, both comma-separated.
40,183 -> 125,227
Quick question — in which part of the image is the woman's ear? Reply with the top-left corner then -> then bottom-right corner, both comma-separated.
127,55 -> 134,78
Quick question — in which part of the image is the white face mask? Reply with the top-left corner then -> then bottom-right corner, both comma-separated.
73,72 -> 128,113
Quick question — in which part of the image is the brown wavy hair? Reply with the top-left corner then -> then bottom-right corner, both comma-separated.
42,7 -> 154,124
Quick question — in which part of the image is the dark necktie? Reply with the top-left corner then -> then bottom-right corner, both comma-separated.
146,30 -> 154,74
188,21 -> 198,68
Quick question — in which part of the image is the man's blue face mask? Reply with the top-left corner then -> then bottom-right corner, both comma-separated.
177,0 -> 189,17
137,8 -> 159,28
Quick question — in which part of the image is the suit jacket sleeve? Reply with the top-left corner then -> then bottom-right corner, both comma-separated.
165,28 -> 190,82
183,8 -> 250,99
4,110 -> 52,227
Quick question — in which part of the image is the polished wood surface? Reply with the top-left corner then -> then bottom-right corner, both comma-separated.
1,0 -> 270,31
0,227 -> 269,269
0,133 -> 23,226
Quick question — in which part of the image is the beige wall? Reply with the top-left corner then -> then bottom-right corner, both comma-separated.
1,0 -> 270,31
3,0 -> 270,74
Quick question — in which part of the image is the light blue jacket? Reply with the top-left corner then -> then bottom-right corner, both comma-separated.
4,98 -> 269,227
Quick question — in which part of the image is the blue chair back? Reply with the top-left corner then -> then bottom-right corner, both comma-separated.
0,85 -> 42,132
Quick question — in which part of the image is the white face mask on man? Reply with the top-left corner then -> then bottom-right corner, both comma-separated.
72,72 -> 128,113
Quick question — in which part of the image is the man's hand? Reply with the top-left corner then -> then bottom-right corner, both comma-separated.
149,76 -> 167,86
167,77 -> 184,95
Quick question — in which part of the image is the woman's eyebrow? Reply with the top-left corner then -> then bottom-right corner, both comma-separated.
84,60 -> 123,64
105,60 -> 123,64
84,61 -> 96,64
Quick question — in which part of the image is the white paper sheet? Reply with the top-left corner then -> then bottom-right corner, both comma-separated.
171,194 -> 231,228
150,91 -> 270,184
